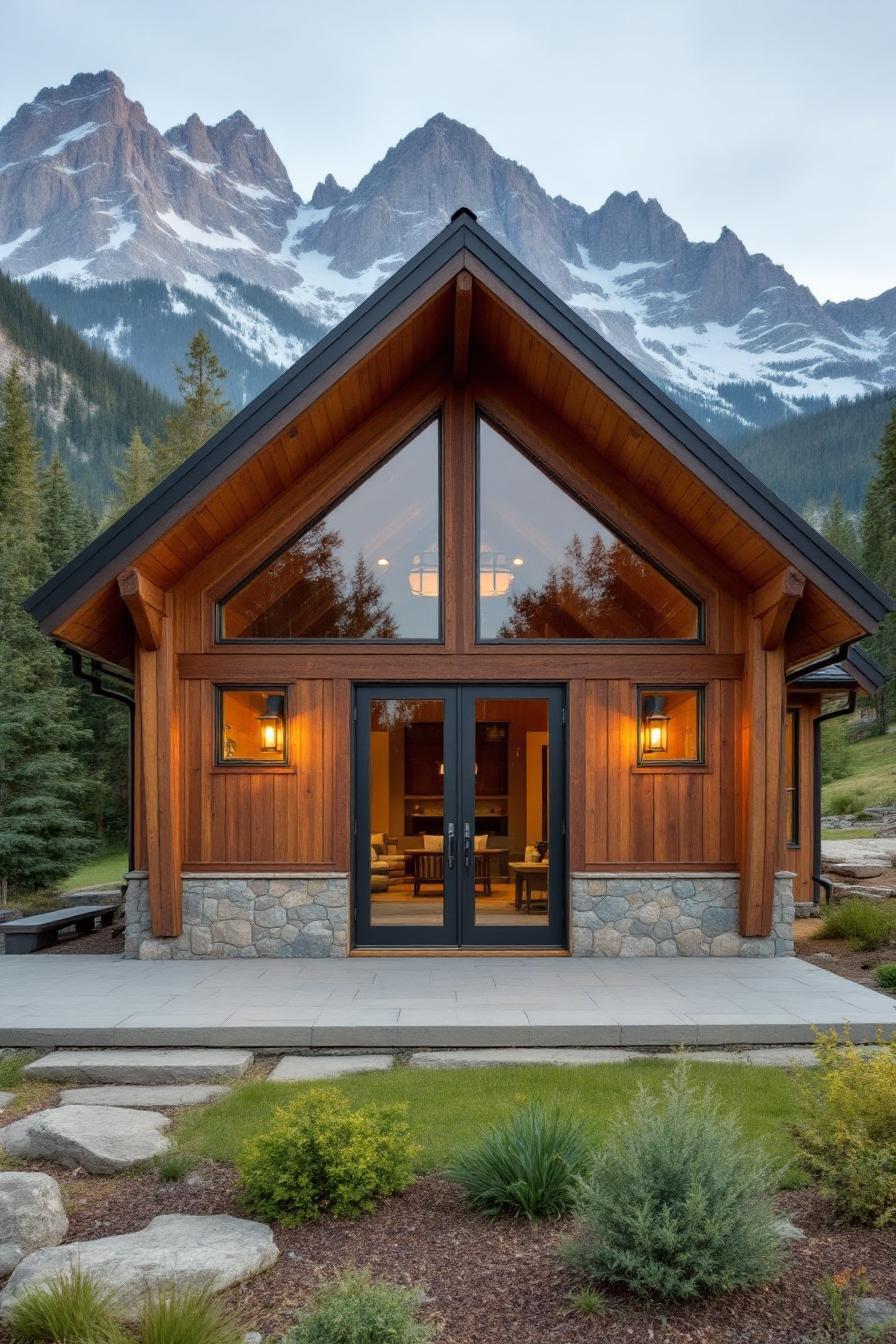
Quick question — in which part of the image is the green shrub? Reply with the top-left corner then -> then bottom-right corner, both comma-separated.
445,1101 -> 591,1221
7,1265 -> 126,1343
561,1064 -> 783,1299
284,1271 -> 434,1344
875,963 -> 896,990
152,1150 -> 197,1183
137,1282 -> 244,1344
821,719 -> 850,786
237,1087 -> 416,1225
794,1029 -> 896,1225
817,899 -> 896,951
824,790 -> 863,815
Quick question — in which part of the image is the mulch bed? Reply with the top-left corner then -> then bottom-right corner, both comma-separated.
35,921 -> 123,955
795,920 -> 896,994
2,1164 -> 894,1344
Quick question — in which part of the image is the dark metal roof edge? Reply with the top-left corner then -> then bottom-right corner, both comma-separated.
26,210 -> 894,630
790,643 -> 888,691
457,218 -> 895,625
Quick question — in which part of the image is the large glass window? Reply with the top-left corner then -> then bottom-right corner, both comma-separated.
477,417 -> 701,641
219,419 -> 440,641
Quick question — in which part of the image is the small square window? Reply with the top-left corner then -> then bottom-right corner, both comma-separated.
217,687 -> 287,764
638,687 -> 704,765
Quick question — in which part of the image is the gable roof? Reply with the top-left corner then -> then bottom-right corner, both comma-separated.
25,208 -> 894,639
789,643 -> 888,695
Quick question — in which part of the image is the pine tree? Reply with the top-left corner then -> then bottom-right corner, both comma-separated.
39,451 -> 94,574
152,330 -> 231,482
0,369 -> 93,898
860,402 -> 896,728
820,493 -> 860,565
0,365 -> 41,542
108,428 -> 153,520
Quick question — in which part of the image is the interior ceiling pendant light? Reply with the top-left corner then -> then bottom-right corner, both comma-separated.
408,548 -> 439,598
479,545 -> 514,598
258,693 -> 285,754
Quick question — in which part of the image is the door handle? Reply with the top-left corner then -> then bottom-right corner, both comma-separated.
446,822 -> 456,870
463,821 -> 473,869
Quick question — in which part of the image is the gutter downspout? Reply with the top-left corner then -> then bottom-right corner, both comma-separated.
812,691 -> 856,906
62,648 -> 136,873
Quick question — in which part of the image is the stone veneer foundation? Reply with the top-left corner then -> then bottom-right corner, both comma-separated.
570,872 -> 795,957
124,873 -> 349,960
124,871 -> 795,959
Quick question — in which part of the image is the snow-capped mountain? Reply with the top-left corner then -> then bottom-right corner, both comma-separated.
1,69 -> 895,437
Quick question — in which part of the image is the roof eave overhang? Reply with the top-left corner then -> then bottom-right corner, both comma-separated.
25,212 -> 896,640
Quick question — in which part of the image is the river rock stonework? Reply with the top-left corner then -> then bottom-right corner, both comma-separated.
124,874 -> 349,959
569,872 -> 794,957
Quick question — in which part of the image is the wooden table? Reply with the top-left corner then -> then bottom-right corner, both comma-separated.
404,848 -> 509,896
509,862 -> 549,912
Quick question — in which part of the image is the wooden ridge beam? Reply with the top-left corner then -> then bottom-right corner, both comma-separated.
452,271 -> 473,384
118,567 -> 166,651
754,567 -> 806,651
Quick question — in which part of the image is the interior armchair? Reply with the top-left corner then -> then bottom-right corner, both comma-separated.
371,833 -> 406,879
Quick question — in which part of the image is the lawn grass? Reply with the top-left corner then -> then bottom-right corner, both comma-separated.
60,847 -> 129,893
820,826 -> 880,840
822,730 -> 896,814
175,1059 -> 805,1185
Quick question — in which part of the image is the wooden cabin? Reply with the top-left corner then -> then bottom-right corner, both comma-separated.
25,209 -> 893,959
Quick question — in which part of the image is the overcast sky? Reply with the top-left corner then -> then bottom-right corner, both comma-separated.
4,0 -> 894,301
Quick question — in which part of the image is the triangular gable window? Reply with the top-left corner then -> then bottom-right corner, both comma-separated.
219,418 -> 441,641
477,417 -> 701,641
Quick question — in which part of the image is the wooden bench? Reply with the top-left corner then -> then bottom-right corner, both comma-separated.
2,904 -> 118,955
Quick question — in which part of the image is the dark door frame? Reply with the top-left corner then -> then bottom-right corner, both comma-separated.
352,682 -> 567,950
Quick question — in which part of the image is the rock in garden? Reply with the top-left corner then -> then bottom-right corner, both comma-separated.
0,1214 -> 279,1321
58,1084 -> 230,1108
0,1093 -> 14,1112
826,862 -> 889,880
774,1217 -> 805,1241
0,1105 -> 170,1174
0,1173 -> 68,1277
855,1298 -> 896,1333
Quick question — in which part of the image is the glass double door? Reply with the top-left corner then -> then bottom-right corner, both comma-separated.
354,685 -> 566,948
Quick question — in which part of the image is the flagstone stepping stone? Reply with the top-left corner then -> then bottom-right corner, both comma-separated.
0,1173 -> 68,1276
58,1083 -> 231,1108
23,1049 -> 253,1084
0,1105 -> 170,1173
0,1214 -> 279,1321
267,1054 -> 394,1082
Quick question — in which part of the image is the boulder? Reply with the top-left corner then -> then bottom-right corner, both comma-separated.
826,862 -> 889,880
23,1049 -> 253,1084
0,1093 -> 14,1112
58,1084 -> 230,1109
855,1298 -> 896,1333
0,1105 -> 170,1174
267,1055 -> 393,1082
0,1173 -> 68,1277
0,1214 -> 279,1321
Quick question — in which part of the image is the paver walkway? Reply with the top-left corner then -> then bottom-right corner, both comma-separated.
1,955 -> 895,1047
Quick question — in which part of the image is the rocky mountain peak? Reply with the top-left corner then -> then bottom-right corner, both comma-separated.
311,173 -> 349,209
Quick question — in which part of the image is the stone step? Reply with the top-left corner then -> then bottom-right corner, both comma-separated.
0,1105 -> 170,1173
831,884 -> 895,904
408,1046 -> 823,1069
23,1049 -> 253,1085
266,1054 -> 394,1082
58,1084 -> 231,1108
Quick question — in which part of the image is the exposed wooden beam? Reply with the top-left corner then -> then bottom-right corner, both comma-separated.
452,271 -> 473,384
753,567 -> 806,651
118,567 -> 166,651
133,612 -> 182,939
738,611 -> 786,937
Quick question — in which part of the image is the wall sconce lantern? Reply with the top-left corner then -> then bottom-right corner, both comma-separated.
479,545 -> 514,598
258,693 -> 285,754
642,694 -> 669,755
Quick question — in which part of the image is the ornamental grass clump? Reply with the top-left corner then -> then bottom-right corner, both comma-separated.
817,899 -> 896,951
445,1101 -> 592,1220
283,1271 -> 435,1344
136,1282 -> 245,1344
561,1064 -> 783,1299
794,1029 -> 896,1225
237,1086 -> 416,1225
7,1265 -> 126,1343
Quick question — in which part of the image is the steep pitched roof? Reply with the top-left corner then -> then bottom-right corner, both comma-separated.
789,643 -> 889,695
25,208 -> 894,635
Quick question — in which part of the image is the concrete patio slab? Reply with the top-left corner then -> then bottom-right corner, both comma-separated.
0,956 -> 894,1048
267,1055 -> 394,1082
409,1046 -> 823,1068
